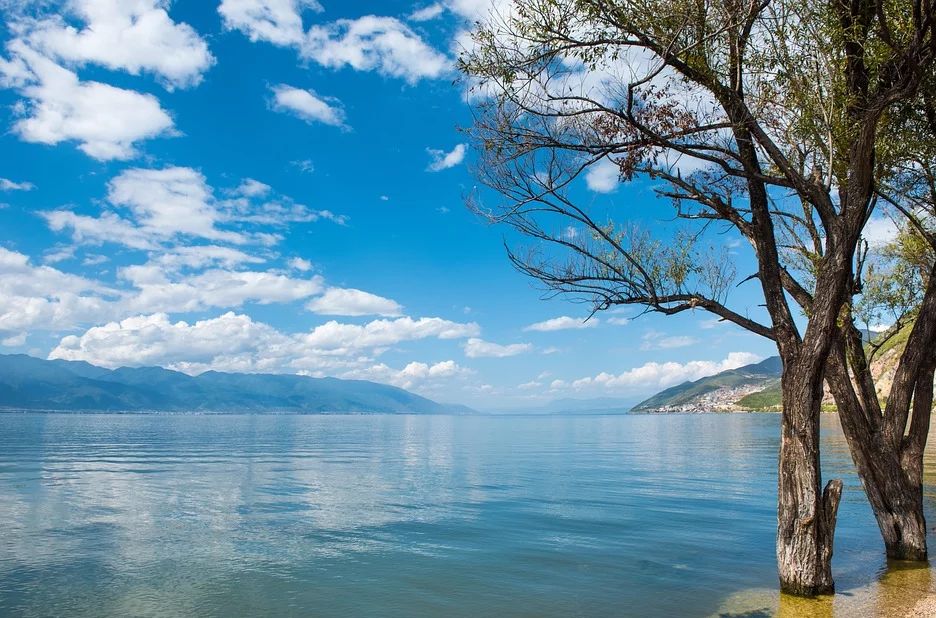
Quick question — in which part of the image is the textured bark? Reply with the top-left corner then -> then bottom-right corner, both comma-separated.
777,362 -> 843,596
827,352 -> 928,561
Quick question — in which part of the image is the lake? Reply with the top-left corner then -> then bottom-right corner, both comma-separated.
1,413 -> 934,617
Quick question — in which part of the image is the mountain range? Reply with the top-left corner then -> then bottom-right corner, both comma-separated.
0,354 -> 474,414
631,356 -> 783,413
495,396 -> 638,415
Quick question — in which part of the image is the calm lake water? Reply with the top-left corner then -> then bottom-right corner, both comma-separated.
1,413 -> 935,617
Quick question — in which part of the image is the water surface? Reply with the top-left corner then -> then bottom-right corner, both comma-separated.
1,413 -> 934,617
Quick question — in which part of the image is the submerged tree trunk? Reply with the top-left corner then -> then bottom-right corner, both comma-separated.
834,401 -> 927,561
777,361 -> 843,595
826,354 -> 928,562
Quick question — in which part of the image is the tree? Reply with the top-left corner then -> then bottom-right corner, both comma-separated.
823,100 -> 936,562
459,0 -> 936,596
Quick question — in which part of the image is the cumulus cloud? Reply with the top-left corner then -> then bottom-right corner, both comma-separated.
0,246 -> 115,333
344,359 -> 467,390
219,0 -> 323,46
3,41 -> 174,160
463,337 -> 532,358
42,166 -> 346,250
304,16 -> 450,83
21,0 -> 214,89
306,288 -> 403,317
585,158 -> 619,193
289,257 -> 313,271
554,352 -> 763,394
300,316 -> 480,353
220,2 -> 450,83
49,312 -> 481,378
426,143 -> 466,171
119,266 -> 325,314
270,84 -> 347,127
107,167 -> 245,243
524,316 -> 598,332
50,312 -> 290,371
43,210 -> 160,251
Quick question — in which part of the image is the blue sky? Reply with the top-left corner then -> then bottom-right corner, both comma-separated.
0,0 -> 780,408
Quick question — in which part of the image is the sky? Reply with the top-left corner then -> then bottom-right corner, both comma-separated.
0,0 -> 801,409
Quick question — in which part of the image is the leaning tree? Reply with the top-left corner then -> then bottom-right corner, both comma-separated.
459,0 -> 936,595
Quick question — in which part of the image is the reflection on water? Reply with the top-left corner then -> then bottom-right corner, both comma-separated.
0,413 -> 934,617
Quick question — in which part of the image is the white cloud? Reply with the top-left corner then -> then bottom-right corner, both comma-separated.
640,330 -> 698,351
585,158 -> 619,193
306,288 -> 403,317
344,359 -> 467,390
49,312 -> 481,378
524,316 -> 598,332
107,167 -> 245,244
426,143 -> 466,171
864,215 -> 900,248
289,257 -> 313,271
444,0 -> 507,20
232,178 -> 272,198
410,4 -> 445,21
302,16 -> 451,83
2,332 -> 27,347
50,312 -> 290,371
300,316 -> 480,353
119,267 -> 325,314
463,337 -> 532,358
153,246 -> 266,271
0,246 -> 115,333
221,3 -> 450,83
553,352 -> 763,394
42,210 -> 160,250
219,0 -> 323,46
607,316 -> 631,326
270,84 -> 347,128
291,159 -> 315,174
4,41 -> 174,160
43,166 -> 346,250
22,0 -> 214,89
0,178 -> 34,191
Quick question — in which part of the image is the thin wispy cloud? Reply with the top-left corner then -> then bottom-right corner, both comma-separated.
524,316 -> 598,332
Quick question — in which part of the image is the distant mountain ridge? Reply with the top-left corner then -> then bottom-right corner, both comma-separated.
495,396 -> 636,415
632,356 -> 782,413
0,354 -> 474,414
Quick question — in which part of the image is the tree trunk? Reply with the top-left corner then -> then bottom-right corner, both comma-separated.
777,364 -> 843,596
837,419 -> 927,561
825,327 -> 933,563
833,398 -> 928,561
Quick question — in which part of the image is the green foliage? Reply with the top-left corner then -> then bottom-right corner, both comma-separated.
856,226 -> 934,333
735,383 -> 783,411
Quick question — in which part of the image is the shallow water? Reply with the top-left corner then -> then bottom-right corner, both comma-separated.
0,413 -> 933,617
